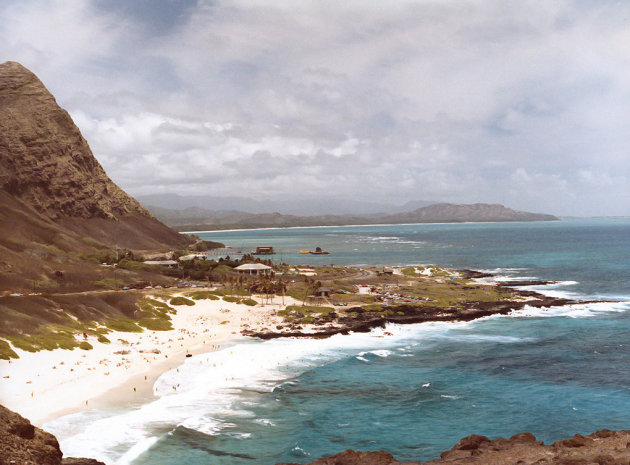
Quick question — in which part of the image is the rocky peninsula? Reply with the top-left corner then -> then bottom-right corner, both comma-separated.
241,266 -> 582,340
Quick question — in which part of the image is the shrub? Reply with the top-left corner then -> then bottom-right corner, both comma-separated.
93,278 -> 124,289
82,237 -> 106,249
212,287 -> 250,296
0,340 -> 18,360
169,296 -> 195,306
106,320 -> 143,333
188,291 -> 220,300
97,335 -> 111,344
241,298 -> 257,306
117,259 -> 144,270
138,319 -> 173,331
79,341 -> 93,350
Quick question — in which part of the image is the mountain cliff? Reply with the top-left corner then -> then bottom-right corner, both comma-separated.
0,61 -> 190,249
0,61 -> 192,292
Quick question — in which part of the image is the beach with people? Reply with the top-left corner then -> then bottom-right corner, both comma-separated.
0,291 -> 296,425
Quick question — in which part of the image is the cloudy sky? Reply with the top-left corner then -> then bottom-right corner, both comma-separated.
2,0 -> 629,216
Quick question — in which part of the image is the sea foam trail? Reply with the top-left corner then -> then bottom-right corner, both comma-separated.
46,323 -> 473,464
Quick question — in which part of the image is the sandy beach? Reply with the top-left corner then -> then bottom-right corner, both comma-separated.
0,291 -> 295,426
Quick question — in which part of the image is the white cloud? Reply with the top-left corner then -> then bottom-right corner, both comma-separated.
2,0 -> 630,215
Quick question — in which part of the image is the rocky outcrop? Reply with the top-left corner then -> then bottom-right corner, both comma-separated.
243,292 -> 576,340
278,450 -> 420,465
0,60 -> 191,250
0,404 -> 104,465
281,430 -> 630,465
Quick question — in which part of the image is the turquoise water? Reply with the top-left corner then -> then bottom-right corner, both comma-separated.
47,219 -> 630,464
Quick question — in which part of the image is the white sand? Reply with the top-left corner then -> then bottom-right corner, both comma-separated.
0,292 -> 297,426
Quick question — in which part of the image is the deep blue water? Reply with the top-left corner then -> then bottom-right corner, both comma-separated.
47,219 -> 630,464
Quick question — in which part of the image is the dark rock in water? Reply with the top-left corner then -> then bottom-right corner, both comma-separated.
497,280 -> 554,287
0,404 -> 105,465
287,430 -> 630,465
458,269 -> 494,279
62,459 -> 107,465
276,449 -> 420,465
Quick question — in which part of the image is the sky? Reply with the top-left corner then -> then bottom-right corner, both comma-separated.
1,0 -> 629,216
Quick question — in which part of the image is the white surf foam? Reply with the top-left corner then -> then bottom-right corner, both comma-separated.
46,323 -> 471,463
505,301 -> 630,319
45,297 -> 630,463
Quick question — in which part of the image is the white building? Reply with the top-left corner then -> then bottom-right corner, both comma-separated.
234,263 -> 273,276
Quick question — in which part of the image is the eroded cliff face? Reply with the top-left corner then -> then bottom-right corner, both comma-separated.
0,61 -> 147,220
0,61 -> 191,251
0,61 -> 193,293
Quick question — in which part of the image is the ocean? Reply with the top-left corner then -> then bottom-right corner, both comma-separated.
45,218 -> 630,464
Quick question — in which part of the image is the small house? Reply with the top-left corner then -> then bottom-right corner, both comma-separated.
143,260 -> 178,268
254,246 -> 275,255
314,286 -> 331,297
178,253 -> 207,261
234,263 -> 273,276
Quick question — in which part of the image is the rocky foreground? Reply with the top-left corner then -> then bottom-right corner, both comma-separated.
278,430 -> 630,465
3,401 -> 629,465
0,405 -> 104,465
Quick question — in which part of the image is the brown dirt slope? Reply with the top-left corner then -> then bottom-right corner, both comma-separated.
0,61 -> 193,291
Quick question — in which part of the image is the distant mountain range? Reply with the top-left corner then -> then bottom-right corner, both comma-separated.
144,201 -> 559,231
136,193 -> 436,217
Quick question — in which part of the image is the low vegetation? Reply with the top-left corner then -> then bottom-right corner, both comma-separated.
0,261 -> 523,359
169,296 -> 195,306
278,305 -> 335,324
0,340 -> 18,360
93,278 -> 124,289
187,291 -> 220,300
79,341 -> 93,350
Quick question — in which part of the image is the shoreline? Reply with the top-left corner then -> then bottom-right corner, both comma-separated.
243,292 -> 583,340
0,269 -> 603,428
0,291 -> 294,426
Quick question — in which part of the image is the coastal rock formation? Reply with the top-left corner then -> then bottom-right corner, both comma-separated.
0,404 -> 104,465
243,293 -> 575,340
277,450 -> 420,465
0,60 -> 191,250
280,430 -> 630,465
